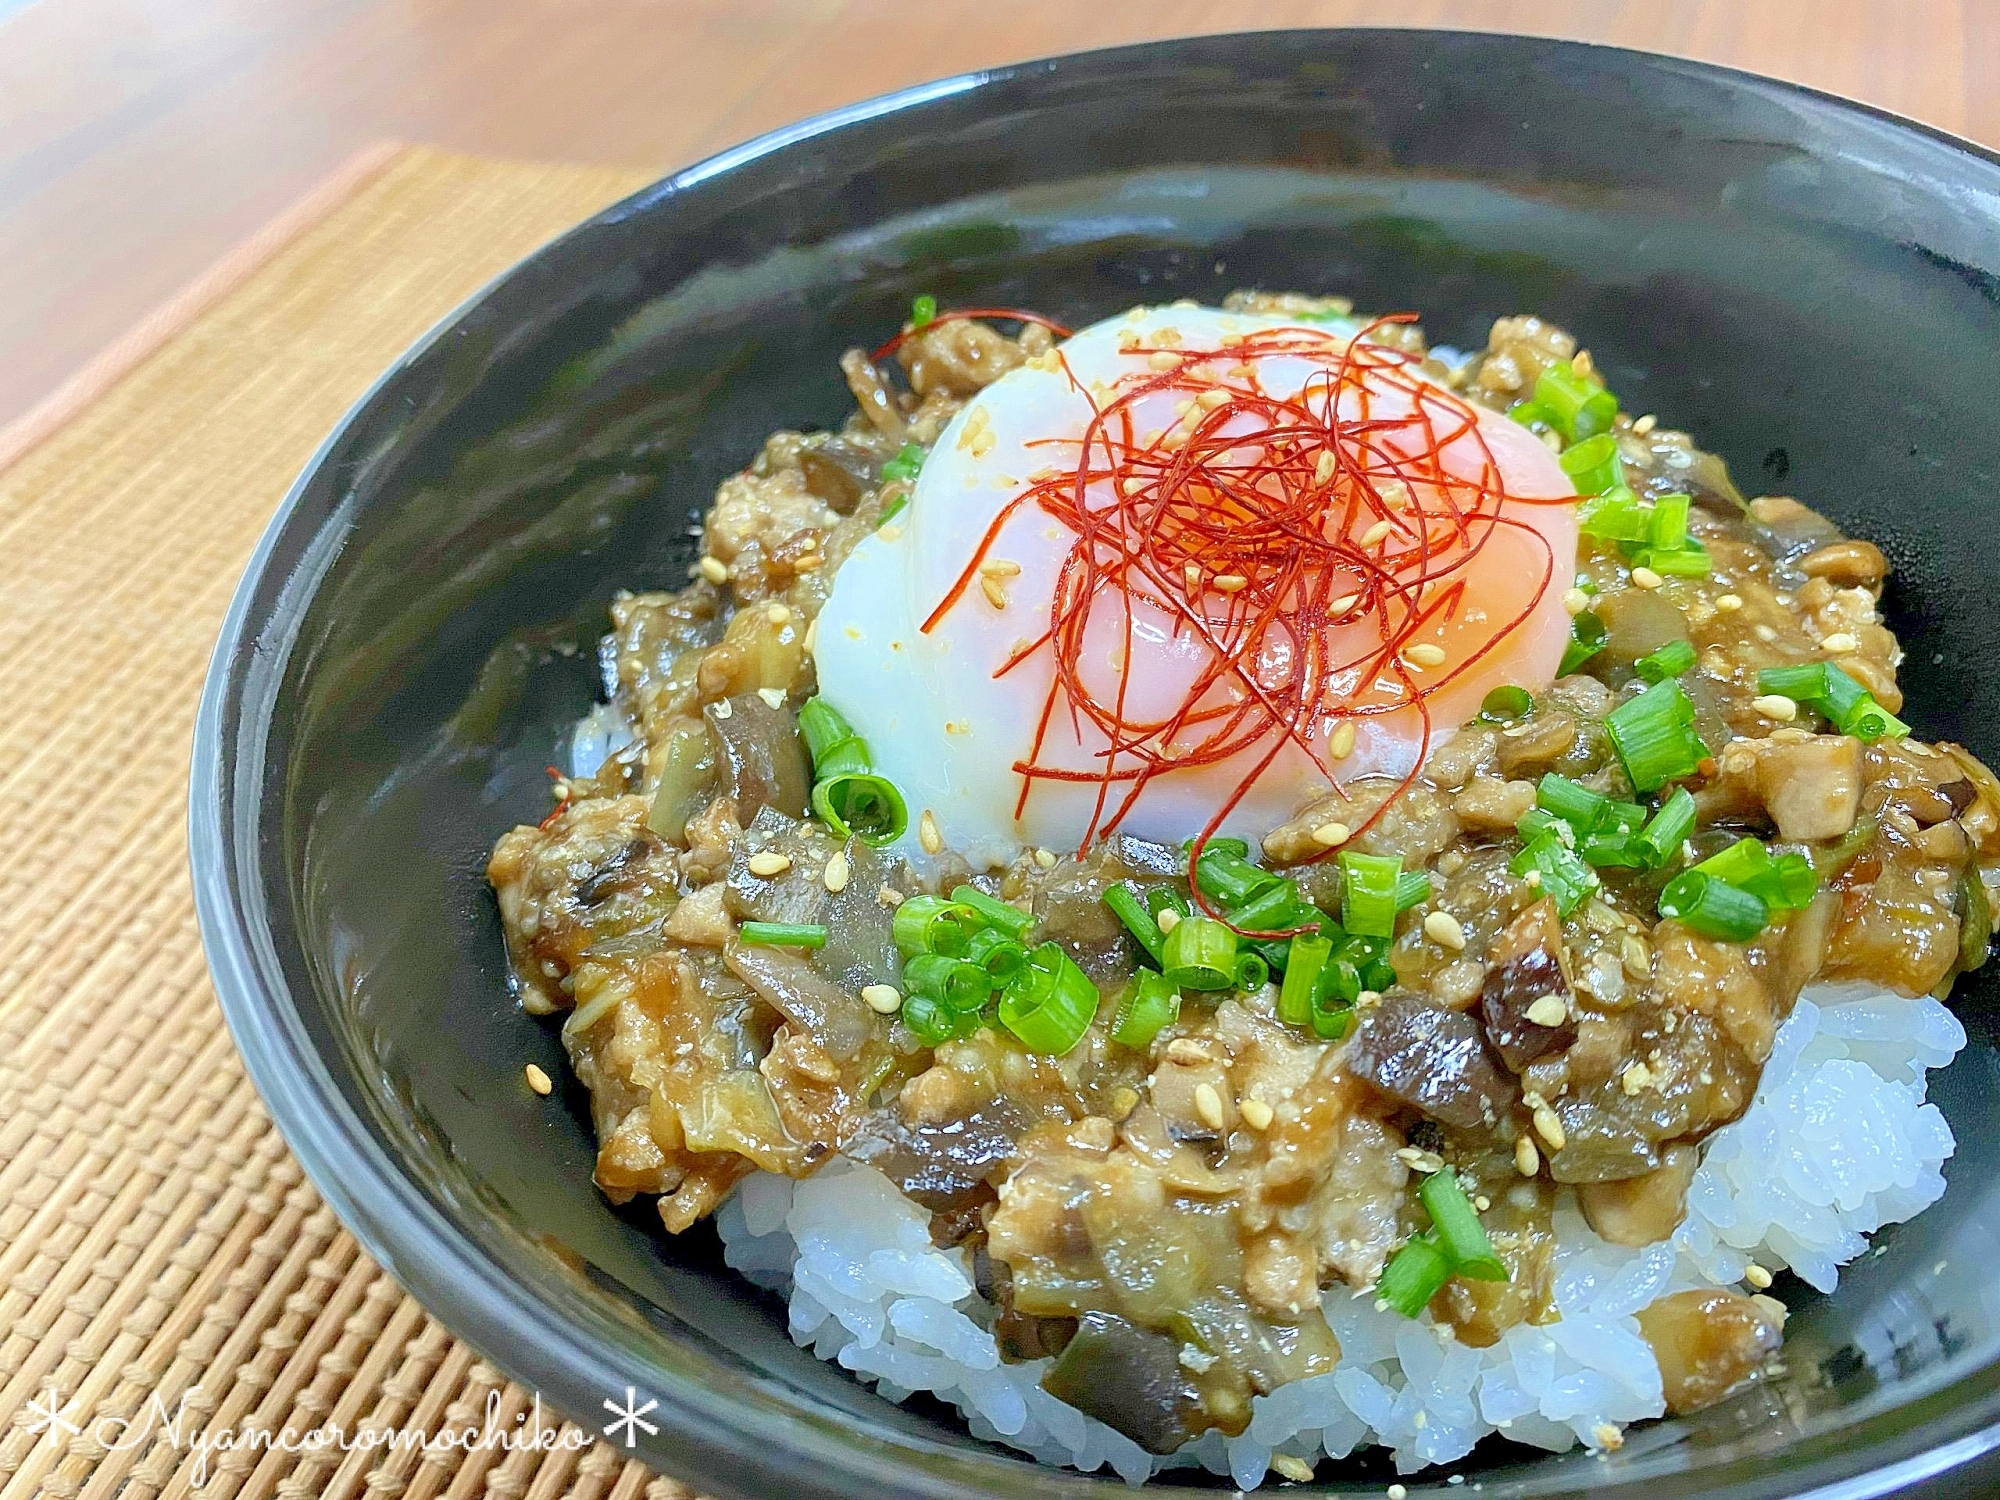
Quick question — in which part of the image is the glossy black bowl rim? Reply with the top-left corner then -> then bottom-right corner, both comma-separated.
190,27 -> 2000,1500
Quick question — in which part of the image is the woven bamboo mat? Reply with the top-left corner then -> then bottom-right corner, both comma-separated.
0,145 -> 705,1500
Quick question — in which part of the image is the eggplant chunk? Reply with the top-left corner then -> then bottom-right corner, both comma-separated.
1344,993 -> 1517,1130
1039,1312 -> 1204,1454
705,694 -> 810,820
1636,1288 -> 1782,1414
1479,899 -> 1576,1072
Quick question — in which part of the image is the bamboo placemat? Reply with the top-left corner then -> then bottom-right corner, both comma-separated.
0,145 -> 704,1500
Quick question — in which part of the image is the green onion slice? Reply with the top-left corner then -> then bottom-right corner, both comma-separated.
950,884 -> 1035,938
737,922 -> 828,949
1225,880 -> 1319,939
1163,917 -> 1240,991
1110,971 -> 1180,1049
881,442 -> 925,484
1634,639 -> 1697,684
1532,364 -> 1618,443
1657,870 -> 1768,941
1394,870 -> 1434,914
903,952 -> 994,1013
1192,846 -> 1282,907
1103,883 -> 1165,966
811,773 -> 908,846
798,698 -> 857,766
900,991 -> 958,1045
1479,684 -> 1535,722
1648,493 -> 1692,551
1537,773 -> 1609,829
1558,433 -> 1624,496
1757,661 -> 1909,742
998,943 -> 1099,1054
891,895 -> 982,958
1235,951 -> 1271,993
1606,679 -> 1708,793
964,927 -> 1029,982
1634,541 -> 1713,577
1377,1233 -> 1453,1318
1511,830 -> 1601,917
1279,934 -> 1331,1027
1340,851 -> 1404,938
1578,488 -> 1653,543
1560,611 -> 1609,676
910,293 -> 937,328
1419,1168 -> 1510,1282
1633,786 -> 1698,867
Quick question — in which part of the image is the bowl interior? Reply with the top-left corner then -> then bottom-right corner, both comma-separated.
204,29 -> 2000,1500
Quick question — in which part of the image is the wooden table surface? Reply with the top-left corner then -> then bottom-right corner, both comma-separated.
1,0 -> 1993,433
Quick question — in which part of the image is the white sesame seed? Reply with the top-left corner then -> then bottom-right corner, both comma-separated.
1621,1061 -> 1655,1096
877,524 -> 903,541
1329,722 -> 1357,760
918,809 -> 944,855
1820,632 -> 1859,653
1752,694 -> 1798,720
1533,1105 -> 1567,1151
524,1064 -> 554,1096
1314,451 -> 1336,485
765,602 -> 791,624
747,851 -> 792,877
1239,1097 -> 1274,1131
1360,519 -> 1394,548
1193,1082 -> 1227,1131
1423,911 -> 1467,951
1311,821 -> 1352,848
1033,847 -> 1058,869
757,687 -> 786,710
1744,1262 -> 1774,1289
709,698 -> 733,719
698,555 -> 729,584
1563,586 -> 1590,616
1405,642 -> 1448,668
1157,908 -> 1183,932
980,558 -> 1022,577
1630,566 -> 1664,590
1147,350 -> 1180,370
979,575 -> 1009,610
1270,1453 -> 1313,1483
1525,993 -> 1568,1027
1515,1134 -> 1541,1176
1213,573 -> 1249,593
862,984 -> 903,1014
823,851 -> 850,893
1715,592 -> 1743,612
1632,413 -> 1658,436
1329,592 -> 1361,615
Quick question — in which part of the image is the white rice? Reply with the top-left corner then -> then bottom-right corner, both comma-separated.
715,983 -> 1963,1485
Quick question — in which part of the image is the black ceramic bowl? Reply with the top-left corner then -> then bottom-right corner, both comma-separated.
192,28 -> 2000,1500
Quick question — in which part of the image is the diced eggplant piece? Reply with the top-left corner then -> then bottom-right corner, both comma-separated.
844,1102 -> 1028,1213
704,694 -> 810,820
1577,1143 -> 1699,1245
1040,1312 -> 1204,1454
723,939 -> 874,1060
1344,993 -> 1517,1130
1479,899 -> 1576,1072
798,438 -> 877,513
1636,1288 -> 1782,1414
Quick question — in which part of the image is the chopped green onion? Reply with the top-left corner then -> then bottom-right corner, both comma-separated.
1560,611 -> 1608,676
1103,884 -> 1165,966
1633,541 -> 1713,577
875,492 -> 909,528
811,773 -> 908,846
1634,639 -> 1697,684
737,922 -> 828,949
1336,934 -> 1396,996
964,927 -> 1029,982
1192,846 -> 1282,907
1279,934 -> 1331,1027
1508,399 -> 1553,432
1657,870 -> 1768,941
1578,488 -> 1654,543
1511,830 -> 1601,917
904,952 -> 994,1013
1692,838 -> 1818,913
1537,773 -> 1610,830
1163,917 -> 1240,991
1310,979 -> 1356,1039
1757,662 -> 1908,742
910,293 -> 937,328
1394,871 -> 1433,913
1111,971 -> 1180,1049
1235,951 -> 1271,992
1479,684 -> 1534,722
892,895 -> 982,958
1419,1168 -> 1510,1282
1225,880 -> 1319,939
1692,836 -> 1773,889
881,442 -> 925,484
1558,433 -> 1624,496
1579,827 -> 1652,869
1339,852 -> 1404,938
1147,886 -> 1193,922
1633,786 -> 1698,867
1648,493 -> 1691,552
1377,1233 -> 1453,1318
798,697 -> 858,766
998,943 -> 1098,1054
1531,364 -> 1618,443
950,884 -> 1035,938
900,991 -> 958,1045
1606,679 -> 1708,793
1185,836 -> 1251,859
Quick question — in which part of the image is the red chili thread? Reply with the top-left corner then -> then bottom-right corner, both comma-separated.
919,314 -> 1568,921
538,764 -> 570,830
